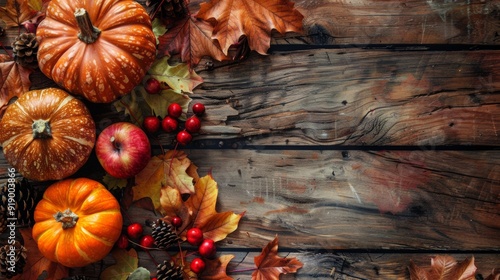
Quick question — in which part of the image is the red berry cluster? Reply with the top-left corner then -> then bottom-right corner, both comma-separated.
116,223 -> 155,250
142,102 -> 206,146
186,227 -> 216,274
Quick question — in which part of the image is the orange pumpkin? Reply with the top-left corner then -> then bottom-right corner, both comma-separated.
36,0 -> 157,103
32,178 -> 123,267
0,88 -> 95,181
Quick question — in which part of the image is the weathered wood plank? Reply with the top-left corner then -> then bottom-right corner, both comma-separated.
181,49 -> 500,146
2,0 -> 500,47
183,148 -> 500,251
68,249 -> 500,279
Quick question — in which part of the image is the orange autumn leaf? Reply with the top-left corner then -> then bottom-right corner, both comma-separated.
158,15 -> 230,67
0,0 -> 38,27
252,236 -> 303,280
185,174 -> 243,242
12,228 -> 69,280
196,0 -> 304,55
0,57 -> 32,119
200,254 -> 235,280
408,255 -> 477,280
133,150 -> 198,211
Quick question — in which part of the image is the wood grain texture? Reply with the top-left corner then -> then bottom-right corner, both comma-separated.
67,249 -> 500,279
166,48 -> 500,146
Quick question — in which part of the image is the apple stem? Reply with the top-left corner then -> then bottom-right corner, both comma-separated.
110,136 -> 121,150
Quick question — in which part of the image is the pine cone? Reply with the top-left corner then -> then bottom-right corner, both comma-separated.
156,260 -> 183,280
151,219 -> 180,249
0,241 -> 27,279
146,0 -> 188,25
0,178 -> 38,230
11,32 -> 39,68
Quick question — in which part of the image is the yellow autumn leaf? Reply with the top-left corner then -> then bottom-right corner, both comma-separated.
132,150 -> 197,210
186,174 -> 244,242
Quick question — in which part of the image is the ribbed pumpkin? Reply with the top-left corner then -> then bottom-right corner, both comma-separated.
36,0 -> 157,103
0,88 -> 95,181
32,178 -> 123,267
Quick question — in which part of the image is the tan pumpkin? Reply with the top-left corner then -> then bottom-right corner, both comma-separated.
36,0 -> 157,103
32,178 -> 123,267
0,88 -> 95,181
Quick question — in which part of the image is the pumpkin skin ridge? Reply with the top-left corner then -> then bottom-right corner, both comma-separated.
33,178 -> 123,267
37,0 -> 156,103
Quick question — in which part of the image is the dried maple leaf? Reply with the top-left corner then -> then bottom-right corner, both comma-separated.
0,0 -> 38,27
157,16 -> 230,67
185,174 -> 244,242
196,0 -> 304,55
0,56 -> 32,119
408,255 -> 477,280
148,56 -> 203,94
132,151 -> 198,211
252,236 -> 303,280
200,254 -> 235,280
12,228 -> 69,280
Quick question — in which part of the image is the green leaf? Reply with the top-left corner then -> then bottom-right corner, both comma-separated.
127,267 -> 151,280
102,173 -> 128,190
148,56 -> 203,94
113,89 -> 150,126
140,87 -> 192,121
152,18 -> 168,45
100,249 -> 139,280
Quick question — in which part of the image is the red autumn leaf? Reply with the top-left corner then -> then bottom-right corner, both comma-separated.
252,236 -> 303,280
196,0 -> 304,55
158,15 -> 230,67
0,56 -> 32,119
408,255 -> 477,280
12,228 -> 69,280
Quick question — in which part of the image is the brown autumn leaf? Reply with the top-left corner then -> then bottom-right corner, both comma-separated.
185,174 -> 244,242
200,254 -> 235,280
0,0 -> 38,27
12,228 -> 69,280
196,0 -> 304,55
252,236 -> 303,280
158,15 -> 230,67
408,255 -> 477,280
132,150 -> 198,211
0,56 -> 32,119
485,268 -> 500,280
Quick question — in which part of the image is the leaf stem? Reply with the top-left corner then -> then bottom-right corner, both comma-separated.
228,267 -> 257,273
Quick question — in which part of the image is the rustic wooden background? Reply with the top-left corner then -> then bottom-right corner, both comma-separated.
1,0 -> 499,279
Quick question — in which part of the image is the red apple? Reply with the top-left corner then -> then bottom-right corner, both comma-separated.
96,122 -> 151,179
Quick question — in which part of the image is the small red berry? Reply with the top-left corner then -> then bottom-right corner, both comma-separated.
127,223 -> 143,239
198,239 -> 216,258
186,227 -> 203,246
192,103 -> 205,116
161,116 -> 178,133
176,130 -> 192,145
145,78 -> 161,94
140,234 -> 155,249
185,116 -> 201,133
190,258 -> 206,274
171,216 -> 182,228
168,103 -> 183,119
143,116 -> 161,133
116,234 -> 129,249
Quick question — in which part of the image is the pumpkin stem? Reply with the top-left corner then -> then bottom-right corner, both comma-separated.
32,119 -> 52,139
54,209 -> 79,229
75,8 -> 101,44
